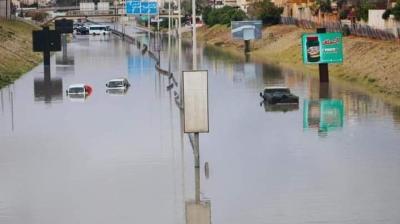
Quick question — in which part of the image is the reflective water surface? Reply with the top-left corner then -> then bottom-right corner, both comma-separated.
1,28 -> 400,224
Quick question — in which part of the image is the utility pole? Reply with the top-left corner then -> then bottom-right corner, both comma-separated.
192,0 -> 196,69
168,0 -> 171,75
147,0 -> 150,32
191,0 -> 199,204
178,0 -> 182,98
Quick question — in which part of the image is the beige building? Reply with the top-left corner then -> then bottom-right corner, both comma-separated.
223,0 -> 237,7
281,0 -> 315,19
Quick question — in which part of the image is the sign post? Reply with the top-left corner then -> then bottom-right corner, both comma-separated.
317,28 -> 329,82
183,70 -> 209,203
301,29 -> 343,83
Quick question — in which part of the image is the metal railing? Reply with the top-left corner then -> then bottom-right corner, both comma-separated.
280,17 -> 399,41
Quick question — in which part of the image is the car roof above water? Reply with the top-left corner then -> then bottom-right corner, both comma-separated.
263,86 -> 290,90
68,83 -> 85,89
108,78 -> 126,82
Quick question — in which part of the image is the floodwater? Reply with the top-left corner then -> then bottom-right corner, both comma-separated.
1,27 -> 400,224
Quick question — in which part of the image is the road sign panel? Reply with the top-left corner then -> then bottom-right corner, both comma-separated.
126,0 -> 158,15
301,32 -> 343,64
231,20 -> 262,40
55,19 -> 73,34
32,29 -> 61,52
183,70 -> 209,133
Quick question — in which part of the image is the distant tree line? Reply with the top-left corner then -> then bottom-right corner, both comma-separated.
202,0 -> 283,27
202,6 -> 247,26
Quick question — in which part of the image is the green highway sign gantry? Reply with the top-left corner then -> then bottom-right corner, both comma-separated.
302,32 -> 344,64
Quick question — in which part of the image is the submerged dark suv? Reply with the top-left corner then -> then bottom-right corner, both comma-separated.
260,87 -> 299,104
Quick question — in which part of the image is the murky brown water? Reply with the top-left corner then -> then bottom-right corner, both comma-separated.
1,27 -> 400,224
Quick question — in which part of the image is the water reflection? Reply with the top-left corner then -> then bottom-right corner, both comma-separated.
56,54 -> 75,67
304,83 -> 344,135
56,38 -> 75,74
303,99 -> 344,134
0,85 -> 15,132
127,54 -> 152,77
263,102 -> 299,112
1,88 -> 4,113
33,67 -> 63,103
185,148 -> 211,224
66,93 -> 88,102
106,88 -> 129,95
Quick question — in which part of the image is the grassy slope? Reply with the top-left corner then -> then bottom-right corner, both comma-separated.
0,19 -> 42,88
197,24 -> 400,97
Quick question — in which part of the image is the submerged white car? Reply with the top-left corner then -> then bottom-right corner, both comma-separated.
66,84 -> 93,102
66,84 -> 93,95
106,78 -> 130,89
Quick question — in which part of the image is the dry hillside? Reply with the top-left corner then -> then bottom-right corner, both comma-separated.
0,19 -> 41,88
197,24 -> 400,96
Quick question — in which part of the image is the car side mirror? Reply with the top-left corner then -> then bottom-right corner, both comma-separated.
259,92 -> 263,97
66,90 -> 68,95
106,84 -> 108,87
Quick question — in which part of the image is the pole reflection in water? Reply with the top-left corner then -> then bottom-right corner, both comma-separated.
56,36 -> 75,74
1,88 -> 4,113
0,86 -> 15,132
185,151 -> 211,224
33,67 -> 63,103
9,86 -> 14,132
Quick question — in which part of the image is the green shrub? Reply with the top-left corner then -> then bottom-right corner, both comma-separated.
203,6 -> 247,26
356,0 -> 373,21
382,9 -> 391,20
392,0 -> 400,21
341,24 -> 351,36
339,9 -> 349,19
247,0 -> 283,25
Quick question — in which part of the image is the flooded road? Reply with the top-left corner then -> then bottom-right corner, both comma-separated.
1,29 -> 400,224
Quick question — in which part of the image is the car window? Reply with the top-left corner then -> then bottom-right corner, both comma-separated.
69,87 -> 84,93
108,81 -> 123,87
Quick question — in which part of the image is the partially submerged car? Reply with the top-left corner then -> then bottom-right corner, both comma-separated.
106,78 -> 130,89
260,86 -> 299,104
66,84 -> 93,96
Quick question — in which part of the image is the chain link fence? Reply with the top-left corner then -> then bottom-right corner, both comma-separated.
281,16 -> 399,41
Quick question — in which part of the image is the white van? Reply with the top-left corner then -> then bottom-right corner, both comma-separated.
89,25 -> 111,35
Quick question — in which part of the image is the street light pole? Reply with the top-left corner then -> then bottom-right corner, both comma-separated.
178,0 -> 181,38
192,0 -> 196,70
168,0 -> 171,75
148,0 -> 150,42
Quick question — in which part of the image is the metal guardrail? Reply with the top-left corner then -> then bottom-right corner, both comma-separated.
281,17 -> 399,41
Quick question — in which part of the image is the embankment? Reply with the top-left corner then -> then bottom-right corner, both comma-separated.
0,19 -> 41,88
197,24 -> 400,97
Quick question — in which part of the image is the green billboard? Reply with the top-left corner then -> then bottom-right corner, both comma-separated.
301,32 -> 343,64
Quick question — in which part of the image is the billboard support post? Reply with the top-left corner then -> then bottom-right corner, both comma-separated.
244,40 -> 250,53
43,27 -> 51,67
317,27 -> 329,83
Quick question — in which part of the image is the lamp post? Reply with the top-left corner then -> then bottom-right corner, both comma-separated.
192,0 -> 196,70
168,0 -> 171,75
